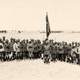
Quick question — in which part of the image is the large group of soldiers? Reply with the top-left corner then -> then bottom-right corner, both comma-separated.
0,36 -> 80,64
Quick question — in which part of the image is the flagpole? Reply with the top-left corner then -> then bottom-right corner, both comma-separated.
45,12 -> 51,40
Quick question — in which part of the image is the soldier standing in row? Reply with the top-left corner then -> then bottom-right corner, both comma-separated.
0,39 -> 5,61
13,39 -> 20,60
43,40 -> 51,63
27,40 -> 34,59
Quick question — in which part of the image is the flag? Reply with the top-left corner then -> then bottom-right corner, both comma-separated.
46,12 -> 51,39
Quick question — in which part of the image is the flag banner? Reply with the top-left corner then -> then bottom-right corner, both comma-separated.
46,13 -> 51,39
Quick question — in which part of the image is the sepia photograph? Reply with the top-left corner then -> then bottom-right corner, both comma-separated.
0,0 -> 80,80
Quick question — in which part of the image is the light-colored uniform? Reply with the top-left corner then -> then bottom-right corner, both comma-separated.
13,42 -> 20,53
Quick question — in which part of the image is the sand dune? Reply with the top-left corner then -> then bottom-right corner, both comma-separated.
0,60 -> 80,80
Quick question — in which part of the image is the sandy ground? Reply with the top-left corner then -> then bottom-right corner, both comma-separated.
0,59 -> 80,80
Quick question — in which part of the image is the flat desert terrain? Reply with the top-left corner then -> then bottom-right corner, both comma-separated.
0,59 -> 80,80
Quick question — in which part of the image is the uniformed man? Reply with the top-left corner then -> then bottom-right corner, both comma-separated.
27,40 -> 34,59
9,38 -> 15,60
13,39 -> 20,60
4,39 -> 10,61
0,39 -> 5,61
43,40 -> 51,63
20,40 -> 27,59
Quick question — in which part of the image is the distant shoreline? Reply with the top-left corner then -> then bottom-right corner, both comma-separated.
0,30 -> 80,33
40,31 -> 80,33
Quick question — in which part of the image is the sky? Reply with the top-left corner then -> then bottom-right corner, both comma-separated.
0,0 -> 80,31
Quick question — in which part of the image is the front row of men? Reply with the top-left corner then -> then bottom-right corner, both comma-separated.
0,38 -> 80,64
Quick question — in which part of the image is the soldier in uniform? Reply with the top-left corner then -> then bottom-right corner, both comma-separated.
63,42 -> 69,62
27,40 -> 34,59
33,40 -> 42,58
20,40 -> 27,59
76,46 -> 80,64
0,39 -> 5,61
13,39 -> 20,60
4,39 -> 11,61
71,47 -> 78,64
54,42 -> 59,61
43,40 -> 51,63
49,40 -> 57,62
9,38 -> 16,60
